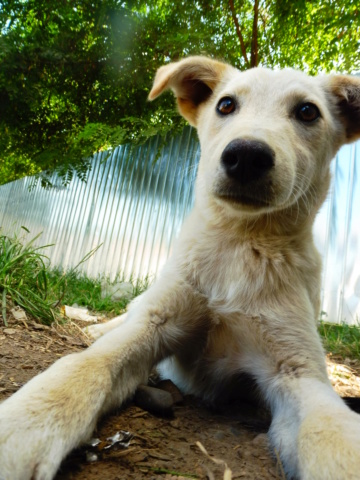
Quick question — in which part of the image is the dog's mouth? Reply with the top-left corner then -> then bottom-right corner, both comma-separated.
211,175 -> 277,210
214,186 -> 272,209
216,193 -> 270,207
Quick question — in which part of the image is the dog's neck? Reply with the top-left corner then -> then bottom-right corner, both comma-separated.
194,169 -> 331,243
195,194 -> 325,244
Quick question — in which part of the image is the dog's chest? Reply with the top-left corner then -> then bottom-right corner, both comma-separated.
188,237 -> 288,315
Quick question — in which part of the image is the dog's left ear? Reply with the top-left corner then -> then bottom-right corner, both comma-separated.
326,75 -> 360,142
148,56 -> 234,126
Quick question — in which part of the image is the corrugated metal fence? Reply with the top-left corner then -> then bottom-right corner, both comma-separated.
315,142 -> 360,325
0,127 -> 359,324
0,127 -> 199,281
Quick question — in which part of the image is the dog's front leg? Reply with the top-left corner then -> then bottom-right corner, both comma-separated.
245,297 -> 360,480
0,275 -> 207,480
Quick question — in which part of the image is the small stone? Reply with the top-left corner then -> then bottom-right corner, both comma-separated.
252,433 -> 268,447
230,426 -> 245,437
170,418 -> 181,429
11,308 -> 27,321
214,430 -> 226,440
3,328 -> 16,335
134,384 -> 174,415
85,451 -> 98,462
131,451 -> 148,463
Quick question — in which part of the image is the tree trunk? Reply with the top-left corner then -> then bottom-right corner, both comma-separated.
228,0 -> 250,68
250,0 -> 259,67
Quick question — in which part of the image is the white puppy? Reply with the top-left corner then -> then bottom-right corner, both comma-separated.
1,56 -> 360,480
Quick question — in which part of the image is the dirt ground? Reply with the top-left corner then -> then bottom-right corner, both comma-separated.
1,313 -> 360,480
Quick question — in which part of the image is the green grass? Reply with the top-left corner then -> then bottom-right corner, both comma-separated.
0,228 -> 149,325
47,268 -> 149,317
0,228 -> 56,325
319,321 -> 360,360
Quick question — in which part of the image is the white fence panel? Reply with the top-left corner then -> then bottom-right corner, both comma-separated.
0,128 -> 199,281
314,142 -> 360,324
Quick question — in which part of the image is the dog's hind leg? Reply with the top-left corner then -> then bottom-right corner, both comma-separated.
85,312 -> 128,339
0,274 -> 209,480
85,292 -> 146,340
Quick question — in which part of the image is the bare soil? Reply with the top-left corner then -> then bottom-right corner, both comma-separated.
1,313 -> 360,480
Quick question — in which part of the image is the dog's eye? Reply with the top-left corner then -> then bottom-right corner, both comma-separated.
296,103 -> 320,123
216,97 -> 236,116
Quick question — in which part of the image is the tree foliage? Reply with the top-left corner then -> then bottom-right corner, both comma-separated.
0,0 -> 359,186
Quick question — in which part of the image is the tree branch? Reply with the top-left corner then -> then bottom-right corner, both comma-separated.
251,0 -> 259,67
228,0 -> 250,67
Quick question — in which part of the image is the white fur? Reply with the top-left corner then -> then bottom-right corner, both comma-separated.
1,57 -> 360,479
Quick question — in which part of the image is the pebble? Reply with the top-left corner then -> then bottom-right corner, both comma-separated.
252,433 -> 269,447
131,451 -> 148,463
85,451 -> 98,462
170,418 -> 181,429
3,328 -> 16,335
214,430 -> 226,440
230,426 -> 245,437
11,308 -> 27,321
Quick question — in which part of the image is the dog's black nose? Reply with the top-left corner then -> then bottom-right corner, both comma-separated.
221,139 -> 275,184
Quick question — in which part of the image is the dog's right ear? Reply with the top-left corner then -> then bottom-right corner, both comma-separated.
148,56 -> 233,126
325,75 -> 360,143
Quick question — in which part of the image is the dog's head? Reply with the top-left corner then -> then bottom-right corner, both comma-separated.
149,57 -> 360,220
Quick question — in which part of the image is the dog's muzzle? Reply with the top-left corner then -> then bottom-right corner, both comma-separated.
213,139 -> 276,208
221,139 -> 275,184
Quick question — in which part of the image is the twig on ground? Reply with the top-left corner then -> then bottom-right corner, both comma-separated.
196,441 -> 232,480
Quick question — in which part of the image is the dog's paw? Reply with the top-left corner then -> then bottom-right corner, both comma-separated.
84,314 -> 127,340
0,406 -> 65,480
84,322 -> 105,340
0,353 -> 100,480
298,408 -> 360,480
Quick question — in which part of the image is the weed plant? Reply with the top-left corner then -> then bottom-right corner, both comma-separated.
0,228 -> 56,325
319,321 -> 360,360
0,228 -> 149,326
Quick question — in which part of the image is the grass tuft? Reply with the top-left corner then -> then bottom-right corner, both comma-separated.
319,321 -> 360,360
47,269 -> 150,317
0,228 -> 150,325
0,228 -> 56,324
